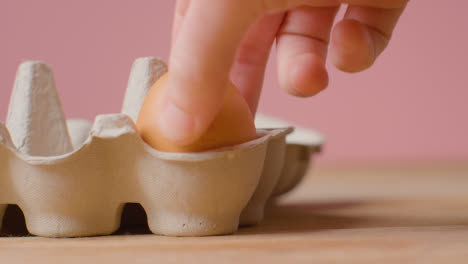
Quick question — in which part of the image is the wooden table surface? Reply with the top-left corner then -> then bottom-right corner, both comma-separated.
1,163 -> 468,263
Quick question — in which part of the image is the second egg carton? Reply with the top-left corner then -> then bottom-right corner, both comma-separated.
0,57 -> 324,237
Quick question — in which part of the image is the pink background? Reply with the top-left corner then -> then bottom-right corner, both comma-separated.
1,1 -> 467,163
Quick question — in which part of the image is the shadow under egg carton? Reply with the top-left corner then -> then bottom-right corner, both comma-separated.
0,58 -> 323,238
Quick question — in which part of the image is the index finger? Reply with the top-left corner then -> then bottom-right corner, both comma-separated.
161,0 -> 260,145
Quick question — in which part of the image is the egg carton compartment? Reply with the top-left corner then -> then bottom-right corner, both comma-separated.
254,114 -> 324,197
0,58 -> 323,237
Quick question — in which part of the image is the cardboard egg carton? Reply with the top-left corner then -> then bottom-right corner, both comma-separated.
0,57 -> 323,237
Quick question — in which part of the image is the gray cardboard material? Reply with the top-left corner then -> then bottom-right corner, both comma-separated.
0,58 -> 324,237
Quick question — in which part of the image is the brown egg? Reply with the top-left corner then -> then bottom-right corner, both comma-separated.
137,73 -> 258,152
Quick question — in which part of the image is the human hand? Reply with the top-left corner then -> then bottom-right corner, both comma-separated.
158,0 -> 407,145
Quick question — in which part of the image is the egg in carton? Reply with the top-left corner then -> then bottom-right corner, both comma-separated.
0,57 -> 323,237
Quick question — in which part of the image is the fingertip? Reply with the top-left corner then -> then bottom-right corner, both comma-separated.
155,73 -> 220,147
330,19 -> 375,73
157,99 -> 198,146
285,53 -> 329,97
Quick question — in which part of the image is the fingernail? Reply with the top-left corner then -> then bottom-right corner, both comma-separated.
158,101 -> 195,144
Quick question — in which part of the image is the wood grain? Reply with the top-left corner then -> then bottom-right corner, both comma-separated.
1,163 -> 468,263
